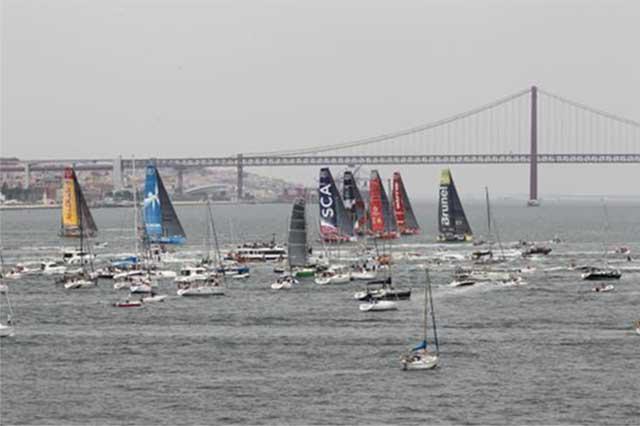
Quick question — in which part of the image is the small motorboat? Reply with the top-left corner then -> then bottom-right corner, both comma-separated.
592,284 -> 615,293
63,278 -> 96,289
177,285 -> 224,297
359,300 -> 398,312
0,323 -> 15,338
581,268 -> 622,281
271,275 -> 298,290
113,281 -> 131,290
449,279 -> 476,288
113,300 -> 143,308
634,320 -> 640,335
230,272 -> 250,280
141,294 -> 168,303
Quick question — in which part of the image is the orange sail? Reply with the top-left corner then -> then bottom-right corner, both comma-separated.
60,167 -> 98,238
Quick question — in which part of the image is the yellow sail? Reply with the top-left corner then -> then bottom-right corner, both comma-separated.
61,167 -> 80,233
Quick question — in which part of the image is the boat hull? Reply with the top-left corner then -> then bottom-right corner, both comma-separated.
359,301 -> 398,312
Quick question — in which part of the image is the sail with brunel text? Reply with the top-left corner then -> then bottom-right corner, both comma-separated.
437,169 -> 472,242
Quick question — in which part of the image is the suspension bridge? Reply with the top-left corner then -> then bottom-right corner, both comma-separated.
5,85 -> 640,204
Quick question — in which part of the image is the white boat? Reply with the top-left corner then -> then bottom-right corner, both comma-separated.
0,323 -> 14,338
592,284 -> 615,293
350,268 -> 378,280
227,242 -> 287,262
0,283 -> 7,294
401,269 -> 440,371
231,272 -> 250,280
62,248 -> 95,265
113,269 -> 145,281
635,320 -> 640,336
150,269 -> 177,279
177,285 -> 224,297
449,279 -> 476,288
113,281 -> 131,290
64,278 -> 96,289
141,294 -> 168,303
175,266 -> 209,284
271,275 -> 298,290
130,283 -> 153,294
40,261 -> 67,275
113,299 -> 143,308
315,265 -> 351,285
359,300 -> 398,312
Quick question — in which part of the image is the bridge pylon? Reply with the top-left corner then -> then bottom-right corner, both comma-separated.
237,154 -> 243,200
528,85 -> 539,207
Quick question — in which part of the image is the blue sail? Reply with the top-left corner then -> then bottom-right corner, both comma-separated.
412,340 -> 428,352
143,165 -> 186,245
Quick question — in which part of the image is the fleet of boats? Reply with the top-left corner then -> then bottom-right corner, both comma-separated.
3,164 -> 638,364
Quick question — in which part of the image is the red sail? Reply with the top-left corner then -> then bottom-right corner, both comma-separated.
369,174 -> 385,234
392,172 -> 406,233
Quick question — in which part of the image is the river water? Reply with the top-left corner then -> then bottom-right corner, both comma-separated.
1,200 -> 639,425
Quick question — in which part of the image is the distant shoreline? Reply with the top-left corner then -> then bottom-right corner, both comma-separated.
0,200 -> 296,211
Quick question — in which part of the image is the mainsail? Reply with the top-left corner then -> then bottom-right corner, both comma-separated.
318,168 -> 353,241
369,170 -> 398,238
60,167 -> 98,238
392,172 -> 420,235
143,165 -> 186,245
438,169 -> 472,242
288,197 -> 307,267
342,171 -> 366,234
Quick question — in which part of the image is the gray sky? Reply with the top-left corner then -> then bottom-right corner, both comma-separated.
2,0 -> 639,197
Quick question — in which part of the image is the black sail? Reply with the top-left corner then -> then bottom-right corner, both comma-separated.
438,169 -> 472,241
288,197 -> 307,267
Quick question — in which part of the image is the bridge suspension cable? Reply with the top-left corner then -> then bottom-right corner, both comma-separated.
245,87 -> 531,156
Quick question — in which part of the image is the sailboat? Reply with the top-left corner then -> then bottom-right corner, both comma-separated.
401,269 -> 440,370
369,170 -> 398,239
581,202 -> 621,283
318,167 -> 354,243
392,172 -> 420,235
287,197 -> 315,278
471,187 -> 506,264
143,164 -> 186,246
343,171 -> 367,235
437,169 -> 473,242
59,167 -> 98,289
0,255 -> 15,337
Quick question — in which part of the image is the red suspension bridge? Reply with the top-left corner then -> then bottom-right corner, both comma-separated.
3,86 -> 639,203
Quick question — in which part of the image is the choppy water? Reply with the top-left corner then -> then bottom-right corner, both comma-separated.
1,200 -> 639,425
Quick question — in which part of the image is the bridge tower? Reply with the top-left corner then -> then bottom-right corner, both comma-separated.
112,156 -> 124,191
175,166 -> 184,195
528,85 -> 539,207
237,153 -> 244,200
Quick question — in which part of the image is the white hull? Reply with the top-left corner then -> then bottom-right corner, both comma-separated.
271,281 -> 292,290
130,284 -> 153,294
359,300 -> 398,312
151,270 -> 177,279
0,323 -> 15,338
42,267 -> 66,275
231,273 -> 250,279
113,281 -> 130,290
142,294 -> 168,303
64,280 -> 95,289
351,270 -> 377,280
177,286 -> 224,296
592,285 -> 615,293
315,273 -> 351,285
402,354 -> 439,370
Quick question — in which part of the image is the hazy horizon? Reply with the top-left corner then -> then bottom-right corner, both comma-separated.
2,0 -> 639,196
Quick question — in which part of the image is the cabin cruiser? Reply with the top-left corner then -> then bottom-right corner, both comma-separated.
177,273 -> 224,296
40,261 -> 68,275
581,267 -> 622,281
353,277 -> 411,301
270,274 -> 299,290
175,266 -> 209,284
315,264 -> 351,285
226,242 -> 287,262
62,248 -> 95,265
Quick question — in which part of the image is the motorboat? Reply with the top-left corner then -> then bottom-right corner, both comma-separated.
175,266 -> 209,284
63,276 -> 96,289
113,299 -> 143,308
226,240 -> 286,263
359,299 -> 398,312
315,265 -> 351,285
177,274 -> 224,296
581,268 -> 622,281
230,272 -> 250,280
0,323 -> 15,338
592,284 -> 615,293
350,266 -> 378,281
40,261 -> 67,275
353,277 -> 411,301
62,248 -> 95,265
449,279 -> 476,288
141,293 -> 168,303
522,245 -> 552,257
271,275 -> 299,290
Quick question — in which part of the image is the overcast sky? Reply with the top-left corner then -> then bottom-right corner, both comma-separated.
2,0 -> 639,198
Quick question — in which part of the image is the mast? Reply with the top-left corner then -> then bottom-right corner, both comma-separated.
423,269 -> 429,345
426,269 -> 439,355
132,158 -> 139,255
207,199 -> 222,267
